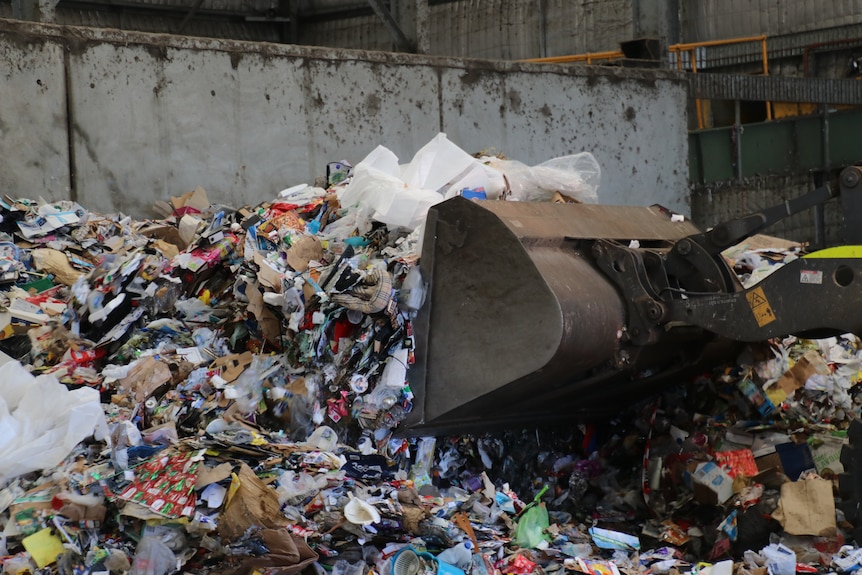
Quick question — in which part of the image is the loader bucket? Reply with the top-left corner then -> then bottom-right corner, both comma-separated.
403,197 -> 710,435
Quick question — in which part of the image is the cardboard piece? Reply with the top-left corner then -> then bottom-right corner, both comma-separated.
179,215 -> 203,246
196,462 -> 234,490
210,352 -> 254,383
245,281 -> 281,343
152,200 -> 174,218
119,356 -> 173,402
103,236 -> 125,253
8,298 -> 48,325
140,223 -> 188,252
9,484 -> 56,518
286,236 -> 323,273
223,531 -> 319,575
171,186 -> 210,214
736,234 -> 803,252
253,251 -> 285,291
773,478 -> 836,536
551,191 -> 581,204
767,350 -> 830,404
150,239 -> 179,260
118,501 -> 166,520
218,463 -> 288,540
691,462 -> 734,505
755,452 -> 783,474
58,499 -> 107,522
31,248 -> 83,286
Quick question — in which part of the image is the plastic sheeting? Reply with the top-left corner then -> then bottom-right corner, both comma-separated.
0,360 -> 108,482
338,133 -> 601,230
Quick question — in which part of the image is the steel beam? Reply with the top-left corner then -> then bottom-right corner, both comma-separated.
690,74 -> 862,106
367,0 -> 415,52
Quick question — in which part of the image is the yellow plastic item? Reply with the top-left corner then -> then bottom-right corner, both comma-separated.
22,528 -> 65,568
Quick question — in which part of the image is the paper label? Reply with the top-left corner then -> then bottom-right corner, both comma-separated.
800,269 -> 823,284
746,286 -> 777,327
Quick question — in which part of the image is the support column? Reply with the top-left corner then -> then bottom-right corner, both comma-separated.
415,0 -> 430,54
384,0 -> 429,54
368,0 -> 416,53
12,0 -> 56,23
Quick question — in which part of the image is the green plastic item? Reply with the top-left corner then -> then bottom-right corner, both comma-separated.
19,276 -> 54,293
514,501 -> 550,549
517,484 -> 549,518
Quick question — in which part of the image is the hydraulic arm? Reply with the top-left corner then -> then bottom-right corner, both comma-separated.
404,166 -> 862,435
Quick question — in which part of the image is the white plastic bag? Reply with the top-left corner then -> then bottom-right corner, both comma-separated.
0,360 -> 108,482
486,152 -> 601,203
400,132 -> 478,192
338,163 -> 443,231
761,543 -> 796,575
129,536 -> 177,575
443,162 -> 508,200
338,134 -> 486,231
276,470 -> 328,504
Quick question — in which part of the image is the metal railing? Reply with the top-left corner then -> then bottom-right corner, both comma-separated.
669,35 -> 771,129
522,35 -> 774,130
522,50 -> 625,65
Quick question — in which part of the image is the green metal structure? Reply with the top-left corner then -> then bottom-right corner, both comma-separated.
690,106 -> 862,185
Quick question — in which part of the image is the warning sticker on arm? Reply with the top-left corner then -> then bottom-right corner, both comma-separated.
745,286 -> 776,327
800,270 -> 824,284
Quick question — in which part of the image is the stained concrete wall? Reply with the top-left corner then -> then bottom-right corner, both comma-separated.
0,19 -> 691,217
0,30 -> 69,196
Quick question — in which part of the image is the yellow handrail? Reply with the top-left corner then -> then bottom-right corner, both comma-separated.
668,34 -> 767,51
522,51 -> 625,65
523,36 -> 774,129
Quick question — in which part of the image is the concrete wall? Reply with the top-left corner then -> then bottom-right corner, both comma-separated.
0,19 -> 691,217
0,30 -> 69,195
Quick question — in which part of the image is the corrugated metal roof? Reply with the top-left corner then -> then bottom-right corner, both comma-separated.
428,0 -> 541,60
681,0 -> 862,43
9,0 -> 862,62
690,74 -> 862,104
59,0 -> 272,15
296,13 -> 392,52
296,0 -> 630,60
126,0 -> 272,15
430,0 -> 631,58
55,6 -> 281,41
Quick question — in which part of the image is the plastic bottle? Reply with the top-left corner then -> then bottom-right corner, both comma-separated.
398,266 -> 426,312
470,553 -> 490,575
437,541 -> 474,571
331,560 -> 367,575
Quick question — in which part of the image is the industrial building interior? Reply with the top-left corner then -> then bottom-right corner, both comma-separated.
92,1 -> 859,244
5,2 -> 862,573
4,0 -> 861,202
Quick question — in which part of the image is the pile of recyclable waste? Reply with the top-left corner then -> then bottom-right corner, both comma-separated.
2,133 -> 862,575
